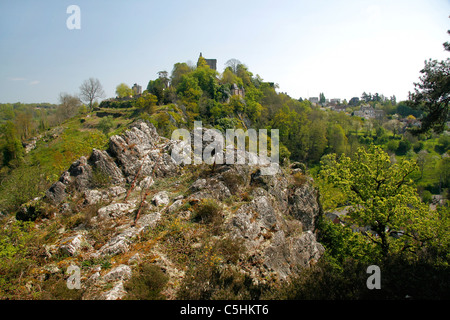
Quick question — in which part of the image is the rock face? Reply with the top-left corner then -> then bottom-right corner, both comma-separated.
226,175 -> 324,280
45,121 -> 179,204
33,119 -> 325,300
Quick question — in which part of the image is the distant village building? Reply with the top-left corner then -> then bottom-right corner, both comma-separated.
132,83 -> 142,96
199,52 -> 217,70
231,83 -> 245,98
330,105 -> 347,112
309,97 -> 319,104
329,98 -> 340,106
353,105 -> 384,120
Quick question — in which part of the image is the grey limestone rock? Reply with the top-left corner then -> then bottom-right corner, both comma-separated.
289,180 -> 320,231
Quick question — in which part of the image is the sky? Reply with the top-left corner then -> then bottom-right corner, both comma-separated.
0,0 -> 449,104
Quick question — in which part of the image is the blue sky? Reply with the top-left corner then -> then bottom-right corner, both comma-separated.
0,0 -> 449,104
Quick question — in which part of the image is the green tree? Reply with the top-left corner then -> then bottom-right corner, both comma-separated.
197,54 -> 209,68
176,74 -> 202,103
319,92 -> 326,104
396,139 -> 411,156
147,78 -> 165,104
438,156 -> 450,188
136,93 -> 157,114
97,116 -> 114,137
57,93 -> 81,121
327,124 -> 347,156
171,62 -> 191,88
236,64 -> 253,88
0,121 -> 24,167
14,111 -> 34,140
192,65 -> 218,99
115,83 -> 134,98
308,120 -> 328,163
320,145 -> 442,257
408,30 -> 449,134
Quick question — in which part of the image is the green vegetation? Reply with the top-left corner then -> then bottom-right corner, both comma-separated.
0,49 -> 448,300
124,263 -> 168,300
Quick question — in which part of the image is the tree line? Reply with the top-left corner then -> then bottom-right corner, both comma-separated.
0,78 -> 104,168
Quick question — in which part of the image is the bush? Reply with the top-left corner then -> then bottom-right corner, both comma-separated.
38,274 -> 84,300
177,263 -> 265,300
97,115 -> 114,136
124,263 -> 168,300
413,141 -> 424,153
421,190 -> 433,204
387,140 -> 399,153
91,167 -> 111,188
278,253 -> 450,300
292,171 -> 308,187
396,139 -> 412,156
221,171 -> 244,195
0,220 -> 41,299
99,99 -> 135,109
192,198 -> 222,225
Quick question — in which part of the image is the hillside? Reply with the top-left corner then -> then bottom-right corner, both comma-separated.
3,120 -> 324,299
0,55 -> 448,300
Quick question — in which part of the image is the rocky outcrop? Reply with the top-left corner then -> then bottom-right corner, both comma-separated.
30,119 -> 325,300
45,121 -> 179,205
227,183 -> 324,281
288,180 -> 321,231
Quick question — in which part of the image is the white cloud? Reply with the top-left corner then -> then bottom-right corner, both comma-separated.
9,77 -> 26,81
29,80 -> 40,85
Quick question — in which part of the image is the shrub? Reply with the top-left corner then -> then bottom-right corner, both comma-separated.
124,263 -> 168,300
97,115 -> 114,136
177,263 -> 265,300
387,140 -> 399,153
292,171 -> 308,187
38,274 -> 84,300
91,167 -> 111,188
421,190 -> 433,204
214,237 -> 245,264
192,198 -> 222,225
0,220 -> 41,299
221,171 -> 244,195
396,139 -> 412,156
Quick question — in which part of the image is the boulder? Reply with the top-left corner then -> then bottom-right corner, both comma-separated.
103,281 -> 127,300
45,121 -> 166,204
95,212 -> 160,257
89,148 -> 125,185
97,201 -> 137,220
107,121 -> 160,180
152,191 -> 170,207
59,234 -> 85,256
103,264 -> 132,282
83,186 -> 127,205
188,178 -> 231,201
139,176 -> 154,190
168,199 -> 183,213
45,181 -> 68,205
68,156 -> 93,192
